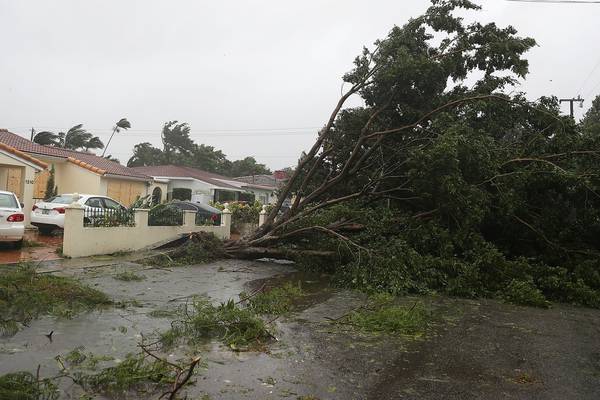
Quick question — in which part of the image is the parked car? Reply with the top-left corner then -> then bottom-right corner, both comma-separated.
0,190 -> 25,248
167,200 -> 222,225
31,194 -> 128,235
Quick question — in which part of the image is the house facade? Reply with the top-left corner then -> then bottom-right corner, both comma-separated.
130,165 -> 277,205
0,142 -> 48,223
0,129 -> 154,209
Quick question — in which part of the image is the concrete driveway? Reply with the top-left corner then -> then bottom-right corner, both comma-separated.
0,229 -> 62,264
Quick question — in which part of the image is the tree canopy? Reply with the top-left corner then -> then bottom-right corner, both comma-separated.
225,0 -> 600,309
127,121 -> 271,177
33,124 -> 104,151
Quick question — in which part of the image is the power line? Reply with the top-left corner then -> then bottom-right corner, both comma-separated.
9,126 -> 321,133
8,126 -> 322,138
578,56 -> 600,95
584,78 -> 600,99
507,0 -> 600,3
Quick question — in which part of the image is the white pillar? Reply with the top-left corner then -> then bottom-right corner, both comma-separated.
63,203 -> 85,258
259,205 -> 267,227
133,209 -> 149,228
221,204 -> 232,239
22,166 -> 36,227
183,210 -> 196,227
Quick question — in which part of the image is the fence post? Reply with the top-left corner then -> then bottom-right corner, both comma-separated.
221,203 -> 232,239
134,209 -> 149,228
183,210 -> 196,227
259,205 -> 267,227
63,202 -> 85,258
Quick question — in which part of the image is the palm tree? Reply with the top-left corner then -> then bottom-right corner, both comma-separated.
103,155 -> 121,164
84,136 -> 105,151
102,118 -> 131,157
32,131 -> 61,146
33,124 -> 104,151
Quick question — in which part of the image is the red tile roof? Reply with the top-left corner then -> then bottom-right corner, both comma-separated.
0,129 -> 150,180
0,141 -> 48,169
130,165 -> 243,189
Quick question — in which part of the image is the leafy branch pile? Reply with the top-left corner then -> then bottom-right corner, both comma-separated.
142,232 -> 227,267
160,298 -> 273,351
0,372 -> 58,400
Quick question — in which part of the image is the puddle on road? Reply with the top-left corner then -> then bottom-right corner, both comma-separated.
0,230 -> 62,264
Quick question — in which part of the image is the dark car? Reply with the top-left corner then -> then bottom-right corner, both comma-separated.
167,200 -> 222,226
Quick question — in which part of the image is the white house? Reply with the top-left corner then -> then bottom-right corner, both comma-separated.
130,165 -> 277,205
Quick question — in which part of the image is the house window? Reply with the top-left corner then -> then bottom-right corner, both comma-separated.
172,188 -> 192,201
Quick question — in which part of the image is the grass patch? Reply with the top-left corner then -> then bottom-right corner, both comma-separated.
242,282 -> 304,315
0,371 -> 59,400
0,264 -> 111,336
161,298 -> 272,351
113,271 -> 146,281
339,294 -> 430,337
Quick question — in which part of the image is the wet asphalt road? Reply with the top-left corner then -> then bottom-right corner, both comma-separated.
0,258 -> 599,399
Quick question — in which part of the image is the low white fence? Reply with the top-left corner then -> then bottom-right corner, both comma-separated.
63,205 -> 231,258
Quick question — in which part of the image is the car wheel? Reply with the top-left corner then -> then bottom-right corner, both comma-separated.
39,227 -> 54,236
13,239 -> 23,249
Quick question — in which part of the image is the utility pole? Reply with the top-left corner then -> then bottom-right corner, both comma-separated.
559,95 -> 584,118
30,127 -> 35,140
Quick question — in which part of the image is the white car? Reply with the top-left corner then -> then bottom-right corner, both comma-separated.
31,193 -> 128,235
0,190 -> 25,248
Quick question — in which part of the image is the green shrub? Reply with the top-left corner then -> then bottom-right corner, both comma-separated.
502,279 -> 550,308
212,201 -> 265,232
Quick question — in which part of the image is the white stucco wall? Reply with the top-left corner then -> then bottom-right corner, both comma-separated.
63,207 -> 232,258
54,161 -> 103,195
167,178 -> 217,204
245,187 -> 275,204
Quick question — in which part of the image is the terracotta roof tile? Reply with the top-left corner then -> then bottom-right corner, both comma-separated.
67,157 -> 107,175
0,129 -> 149,180
130,165 -> 242,189
0,141 -> 48,169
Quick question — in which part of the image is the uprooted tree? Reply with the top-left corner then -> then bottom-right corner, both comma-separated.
214,0 -> 600,307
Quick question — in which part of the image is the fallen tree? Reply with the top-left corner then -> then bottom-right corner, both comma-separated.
195,0 -> 600,307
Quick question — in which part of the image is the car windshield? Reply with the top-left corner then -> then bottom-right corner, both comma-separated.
0,193 -> 18,208
49,195 -> 74,204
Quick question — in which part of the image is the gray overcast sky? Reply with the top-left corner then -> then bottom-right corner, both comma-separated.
1,0 -> 600,170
